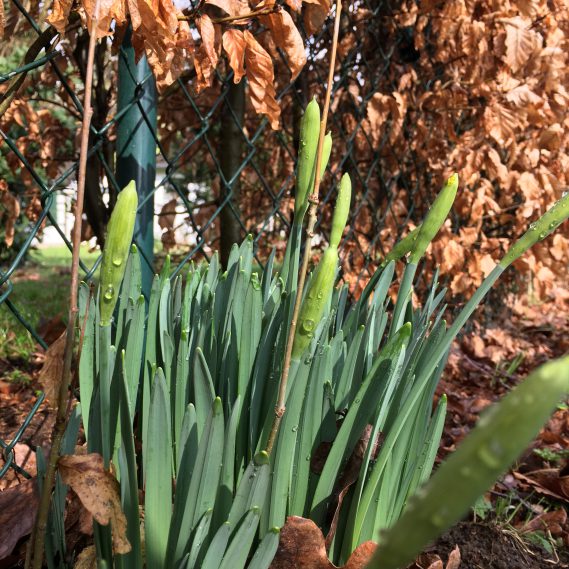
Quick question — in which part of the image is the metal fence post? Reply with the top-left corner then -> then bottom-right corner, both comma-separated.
116,27 -> 157,299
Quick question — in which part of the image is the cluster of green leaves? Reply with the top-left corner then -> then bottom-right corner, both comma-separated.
39,97 -> 569,568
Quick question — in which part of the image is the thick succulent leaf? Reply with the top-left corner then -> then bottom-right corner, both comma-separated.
145,368 -> 172,569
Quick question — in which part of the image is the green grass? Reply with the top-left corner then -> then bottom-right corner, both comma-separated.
0,244 -> 100,361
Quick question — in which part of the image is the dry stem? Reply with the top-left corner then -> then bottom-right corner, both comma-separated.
26,3 -> 101,568
265,0 -> 343,455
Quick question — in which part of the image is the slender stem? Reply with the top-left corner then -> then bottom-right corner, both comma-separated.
27,4 -> 101,568
178,6 -> 276,24
265,0 -> 342,455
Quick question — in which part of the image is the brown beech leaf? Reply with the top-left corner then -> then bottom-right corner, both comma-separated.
158,198 -> 177,231
38,331 -> 67,408
261,8 -> 306,80
59,454 -> 131,554
0,183 -> 20,248
0,478 -> 39,559
222,29 -> 246,83
270,516 -> 376,568
47,0 -> 74,33
502,16 -> 543,73
0,0 -> 5,40
284,0 -> 302,13
514,468 -> 569,502
244,30 -> 281,129
518,509 -> 567,537
303,0 -> 331,36
198,14 -> 220,68
205,0 -> 249,17
446,545 -> 461,569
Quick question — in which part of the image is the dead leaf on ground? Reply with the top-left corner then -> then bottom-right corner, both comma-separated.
518,508 -> 567,537
413,545 -> 460,569
38,331 -> 67,408
270,516 -> 376,568
514,468 -> 569,503
0,478 -> 39,559
58,454 -> 131,554
73,544 -> 96,569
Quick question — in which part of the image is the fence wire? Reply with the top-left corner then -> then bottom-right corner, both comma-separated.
0,0 -> 430,478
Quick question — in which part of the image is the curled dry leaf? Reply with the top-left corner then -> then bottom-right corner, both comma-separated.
243,30 -> 281,129
270,516 -> 376,568
195,14 -> 222,91
0,182 -> 20,248
0,0 -> 4,40
38,331 -> 67,409
0,478 -> 39,559
73,545 -> 96,569
223,29 -> 247,83
514,468 -> 569,502
205,0 -> 249,18
260,8 -> 307,80
58,453 -> 131,554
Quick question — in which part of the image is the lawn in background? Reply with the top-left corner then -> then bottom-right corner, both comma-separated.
0,244 -> 100,363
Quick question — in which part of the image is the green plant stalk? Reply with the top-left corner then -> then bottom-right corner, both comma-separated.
409,173 -> 458,264
99,180 -> 138,325
291,173 -> 351,360
500,190 -> 569,268
380,225 -> 421,267
367,356 -> 569,569
264,0 -> 343,455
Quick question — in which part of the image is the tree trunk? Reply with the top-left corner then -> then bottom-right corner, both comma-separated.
219,80 -> 245,267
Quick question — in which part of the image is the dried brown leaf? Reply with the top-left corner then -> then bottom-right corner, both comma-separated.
503,16 -> 542,73
0,478 -> 39,559
261,8 -> 306,80
222,29 -> 246,83
158,198 -> 177,230
73,545 -> 97,569
38,331 -> 67,408
244,30 -> 280,129
0,184 -> 20,248
205,0 -> 249,16
446,545 -> 461,569
0,0 -> 4,40
59,454 -> 131,554
270,516 -> 376,568
303,0 -> 330,36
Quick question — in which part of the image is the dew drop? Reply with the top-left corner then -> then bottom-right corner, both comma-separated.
103,285 -> 114,301
291,426 -> 298,433
477,443 -> 502,468
354,398 -> 361,404
431,512 -> 446,528
305,454 -> 311,461
303,319 -> 315,332
317,291 -> 324,300
460,466 -> 472,477
306,332 -> 314,339
529,222 -> 537,231
112,257 -> 123,267
538,231 -> 547,240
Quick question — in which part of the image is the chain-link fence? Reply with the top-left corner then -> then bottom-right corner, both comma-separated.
0,0 -> 434,478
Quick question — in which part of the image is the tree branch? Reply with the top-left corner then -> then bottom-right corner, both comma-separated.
26,2 -> 102,568
265,0 -> 343,455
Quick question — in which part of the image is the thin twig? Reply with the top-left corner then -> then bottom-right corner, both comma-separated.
265,0 -> 343,455
27,3 -> 101,568
178,6 -> 276,24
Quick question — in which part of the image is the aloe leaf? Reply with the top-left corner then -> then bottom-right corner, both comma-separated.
246,527 -> 280,569
228,451 -> 270,527
167,397 -> 225,567
311,324 -> 411,527
123,295 -> 145,422
201,522 -> 232,569
117,351 -> 142,569
185,509 -> 213,568
145,368 -> 172,569
215,396 -> 242,528
219,508 -> 262,569
194,347 -> 216,439
78,282 -> 95,441
268,357 -> 311,528
334,325 -> 365,411
368,357 -> 569,569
